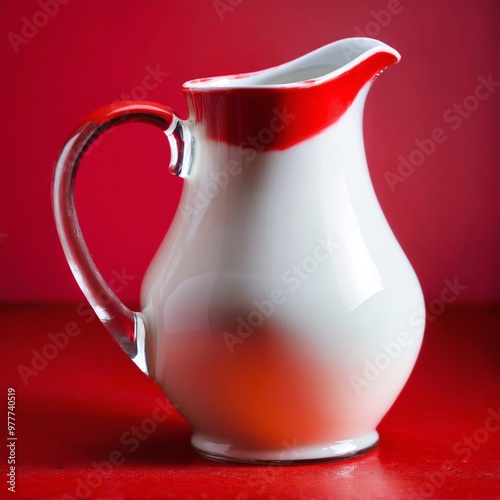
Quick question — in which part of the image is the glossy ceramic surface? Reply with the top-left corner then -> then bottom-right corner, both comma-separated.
53,38 -> 425,463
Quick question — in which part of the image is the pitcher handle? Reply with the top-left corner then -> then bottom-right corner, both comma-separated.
52,101 -> 192,374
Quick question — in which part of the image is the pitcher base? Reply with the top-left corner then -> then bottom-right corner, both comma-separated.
192,431 -> 379,465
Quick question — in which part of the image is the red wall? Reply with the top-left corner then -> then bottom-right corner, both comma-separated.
0,0 -> 498,305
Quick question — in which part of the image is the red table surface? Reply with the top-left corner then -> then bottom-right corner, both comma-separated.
1,304 -> 499,500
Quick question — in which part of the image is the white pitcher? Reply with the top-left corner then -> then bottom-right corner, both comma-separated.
53,37 -> 425,464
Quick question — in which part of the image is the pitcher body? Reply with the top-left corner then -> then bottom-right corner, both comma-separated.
53,38 -> 425,463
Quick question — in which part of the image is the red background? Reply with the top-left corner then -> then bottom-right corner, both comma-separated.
0,0 -> 498,306
1,2 -> 500,499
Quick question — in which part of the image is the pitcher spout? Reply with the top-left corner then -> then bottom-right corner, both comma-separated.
312,37 -> 401,85
247,36 -> 402,87
184,38 -> 401,151
187,38 -> 400,89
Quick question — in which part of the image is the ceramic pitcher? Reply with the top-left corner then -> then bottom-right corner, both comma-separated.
53,38 -> 425,463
